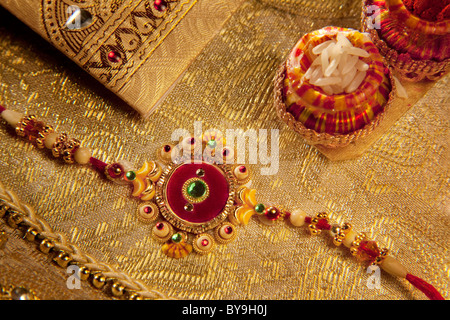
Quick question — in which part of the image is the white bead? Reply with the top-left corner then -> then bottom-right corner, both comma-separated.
153,224 -> 169,238
1,110 -> 23,127
380,256 -> 408,278
289,208 -> 307,227
343,229 -> 357,248
196,236 -> 213,251
74,147 -> 92,164
44,132 -> 59,149
219,226 -> 234,239
233,166 -> 249,181
222,147 -> 234,162
181,136 -> 198,151
159,145 -> 174,162
137,203 -> 158,223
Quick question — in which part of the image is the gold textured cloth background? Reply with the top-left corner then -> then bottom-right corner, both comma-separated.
0,0 -> 245,116
0,0 -> 449,299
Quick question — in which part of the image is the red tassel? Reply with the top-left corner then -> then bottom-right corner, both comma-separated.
406,273 -> 445,300
89,157 -> 108,174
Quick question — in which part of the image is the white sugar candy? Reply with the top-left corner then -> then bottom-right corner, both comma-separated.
302,32 -> 370,95
321,46 -> 330,74
313,76 -> 341,86
312,40 -> 335,55
337,32 -> 353,47
337,53 -> 348,74
393,76 -> 408,99
324,58 -> 339,77
330,84 -> 343,94
322,85 -> 334,95
356,60 -> 369,71
341,67 -> 357,89
304,66 -> 314,79
345,71 -> 367,93
309,66 -> 323,84
342,55 -> 359,75
346,46 -> 370,57
311,56 -> 322,66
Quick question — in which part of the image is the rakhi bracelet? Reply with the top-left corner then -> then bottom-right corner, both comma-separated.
0,105 -> 445,300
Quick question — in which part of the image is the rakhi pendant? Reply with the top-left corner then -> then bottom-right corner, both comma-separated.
102,134 -> 256,258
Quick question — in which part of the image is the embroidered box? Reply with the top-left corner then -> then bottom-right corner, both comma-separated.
0,0 -> 244,116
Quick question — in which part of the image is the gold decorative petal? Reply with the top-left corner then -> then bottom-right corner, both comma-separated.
246,188 -> 257,207
131,176 -> 146,197
131,161 -> 161,200
140,178 -> 156,201
148,164 -> 162,182
235,205 -> 256,225
161,241 -> 192,259
136,161 -> 155,177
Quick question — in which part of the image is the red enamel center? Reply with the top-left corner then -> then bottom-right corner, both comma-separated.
165,162 -> 229,224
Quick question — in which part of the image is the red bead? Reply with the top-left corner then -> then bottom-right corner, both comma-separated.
224,226 -> 233,234
154,0 -> 168,11
201,239 -> 209,246
357,240 -> 380,262
264,207 -> 280,220
24,120 -> 45,143
238,166 -> 247,173
107,50 -> 121,63
156,222 -> 164,230
164,145 -> 171,152
222,149 -> 229,156
190,137 -> 195,145
107,163 -> 124,179
143,206 -> 152,214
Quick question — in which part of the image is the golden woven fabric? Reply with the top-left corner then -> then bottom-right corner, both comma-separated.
0,0 -> 449,300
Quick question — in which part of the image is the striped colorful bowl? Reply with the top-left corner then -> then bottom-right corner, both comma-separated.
362,0 -> 450,81
274,27 -> 396,148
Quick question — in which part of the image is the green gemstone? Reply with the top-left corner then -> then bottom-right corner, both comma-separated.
255,204 -> 265,214
187,180 -> 207,198
207,139 -> 217,149
125,171 -> 136,181
171,233 -> 182,243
